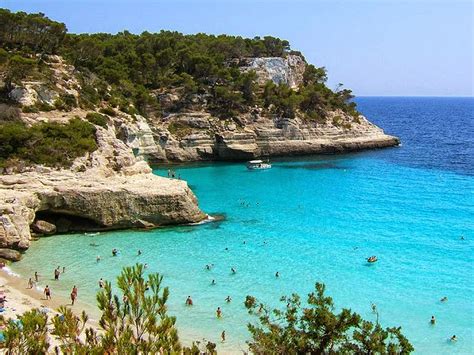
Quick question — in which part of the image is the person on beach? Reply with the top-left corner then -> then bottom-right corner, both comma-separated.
99,278 -> 104,288
430,316 -> 436,325
71,286 -> 77,305
34,271 -> 39,282
225,296 -> 232,303
221,330 -> 226,342
54,268 -> 60,281
44,285 -> 51,300
27,278 -> 34,289
186,296 -> 193,306
216,307 -> 222,318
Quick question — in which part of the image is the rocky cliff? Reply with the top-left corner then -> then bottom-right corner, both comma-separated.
5,55 -> 399,164
0,123 -> 206,261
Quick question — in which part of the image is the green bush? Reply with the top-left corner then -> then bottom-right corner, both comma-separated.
54,93 -> 77,111
0,118 -> 97,168
0,104 -> 21,121
99,106 -> 116,116
86,112 -> 108,128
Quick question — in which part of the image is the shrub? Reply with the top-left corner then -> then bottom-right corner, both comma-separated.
21,105 -> 39,113
246,282 -> 413,354
54,93 -> 77,111
86,112 -> 108,128
99,106 -> 116,116
332,115 -> 343,127
0,118 -> 97,168
36,101 -> 55,112
0,104 -> 21,121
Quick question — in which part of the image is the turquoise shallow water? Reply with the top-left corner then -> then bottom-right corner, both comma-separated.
10,98 -> 474,354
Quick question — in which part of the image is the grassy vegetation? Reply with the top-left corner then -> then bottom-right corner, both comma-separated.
0,118 -> 97,168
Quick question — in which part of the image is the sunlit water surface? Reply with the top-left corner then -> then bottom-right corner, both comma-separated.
11,97 -> 474,354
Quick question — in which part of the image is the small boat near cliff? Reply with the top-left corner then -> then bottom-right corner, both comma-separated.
247,160 -> 272,170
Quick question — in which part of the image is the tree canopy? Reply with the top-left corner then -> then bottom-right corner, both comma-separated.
0,9 -> 360,122
245,282 -> 414,354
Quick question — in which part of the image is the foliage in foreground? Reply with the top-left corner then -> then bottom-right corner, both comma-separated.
0,265 -> 412,354
0,118 -> 97,169
1,264 -> 216,354
245,282 -> 414,354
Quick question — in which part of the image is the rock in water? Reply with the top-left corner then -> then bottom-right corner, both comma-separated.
31,220 -> 56,235
0,248 -> 22,261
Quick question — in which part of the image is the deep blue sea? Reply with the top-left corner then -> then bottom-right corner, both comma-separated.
11,97 -> 474,354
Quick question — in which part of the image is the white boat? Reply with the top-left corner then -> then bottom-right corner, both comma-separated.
247,159 -> 272,170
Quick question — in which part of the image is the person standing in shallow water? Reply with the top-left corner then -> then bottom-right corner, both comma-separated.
34,271 -> 39,282
44,285 -> 51,300
216,307 -> 222,318
221,330 -> 226,342
71,285 -> 78,305
54,268 -> 60,281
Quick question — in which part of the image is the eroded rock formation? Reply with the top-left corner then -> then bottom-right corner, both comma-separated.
0,126 -> 206,260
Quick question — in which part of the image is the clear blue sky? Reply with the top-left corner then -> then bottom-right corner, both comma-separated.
4,0 -> 473,96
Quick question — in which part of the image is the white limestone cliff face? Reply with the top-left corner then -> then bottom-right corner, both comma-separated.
239,54 -> 306,89
0,123 -> 206,260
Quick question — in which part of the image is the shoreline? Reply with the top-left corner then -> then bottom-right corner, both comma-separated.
0,267 -> 100,327
1,267 -> 240,353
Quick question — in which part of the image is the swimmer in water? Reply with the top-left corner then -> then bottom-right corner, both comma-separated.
450,335 -> 457,342
216,307 -> 222,318
112,248 -> 118,257
225,296 -> 232,303
138,250 -> 142,255
275,271 -> 279,278
430,316 -> 436,325
96,255 -> 101,262
440,296 -> 448,302
144,263 -> 148,269
206,264 -> 211,270
99,278 -> 104,288
186,296 -> 193,306
231,267 -> 236,274
211,279 -> 216,285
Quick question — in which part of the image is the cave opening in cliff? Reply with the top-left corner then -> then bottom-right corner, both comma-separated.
34,211 -> 104,233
